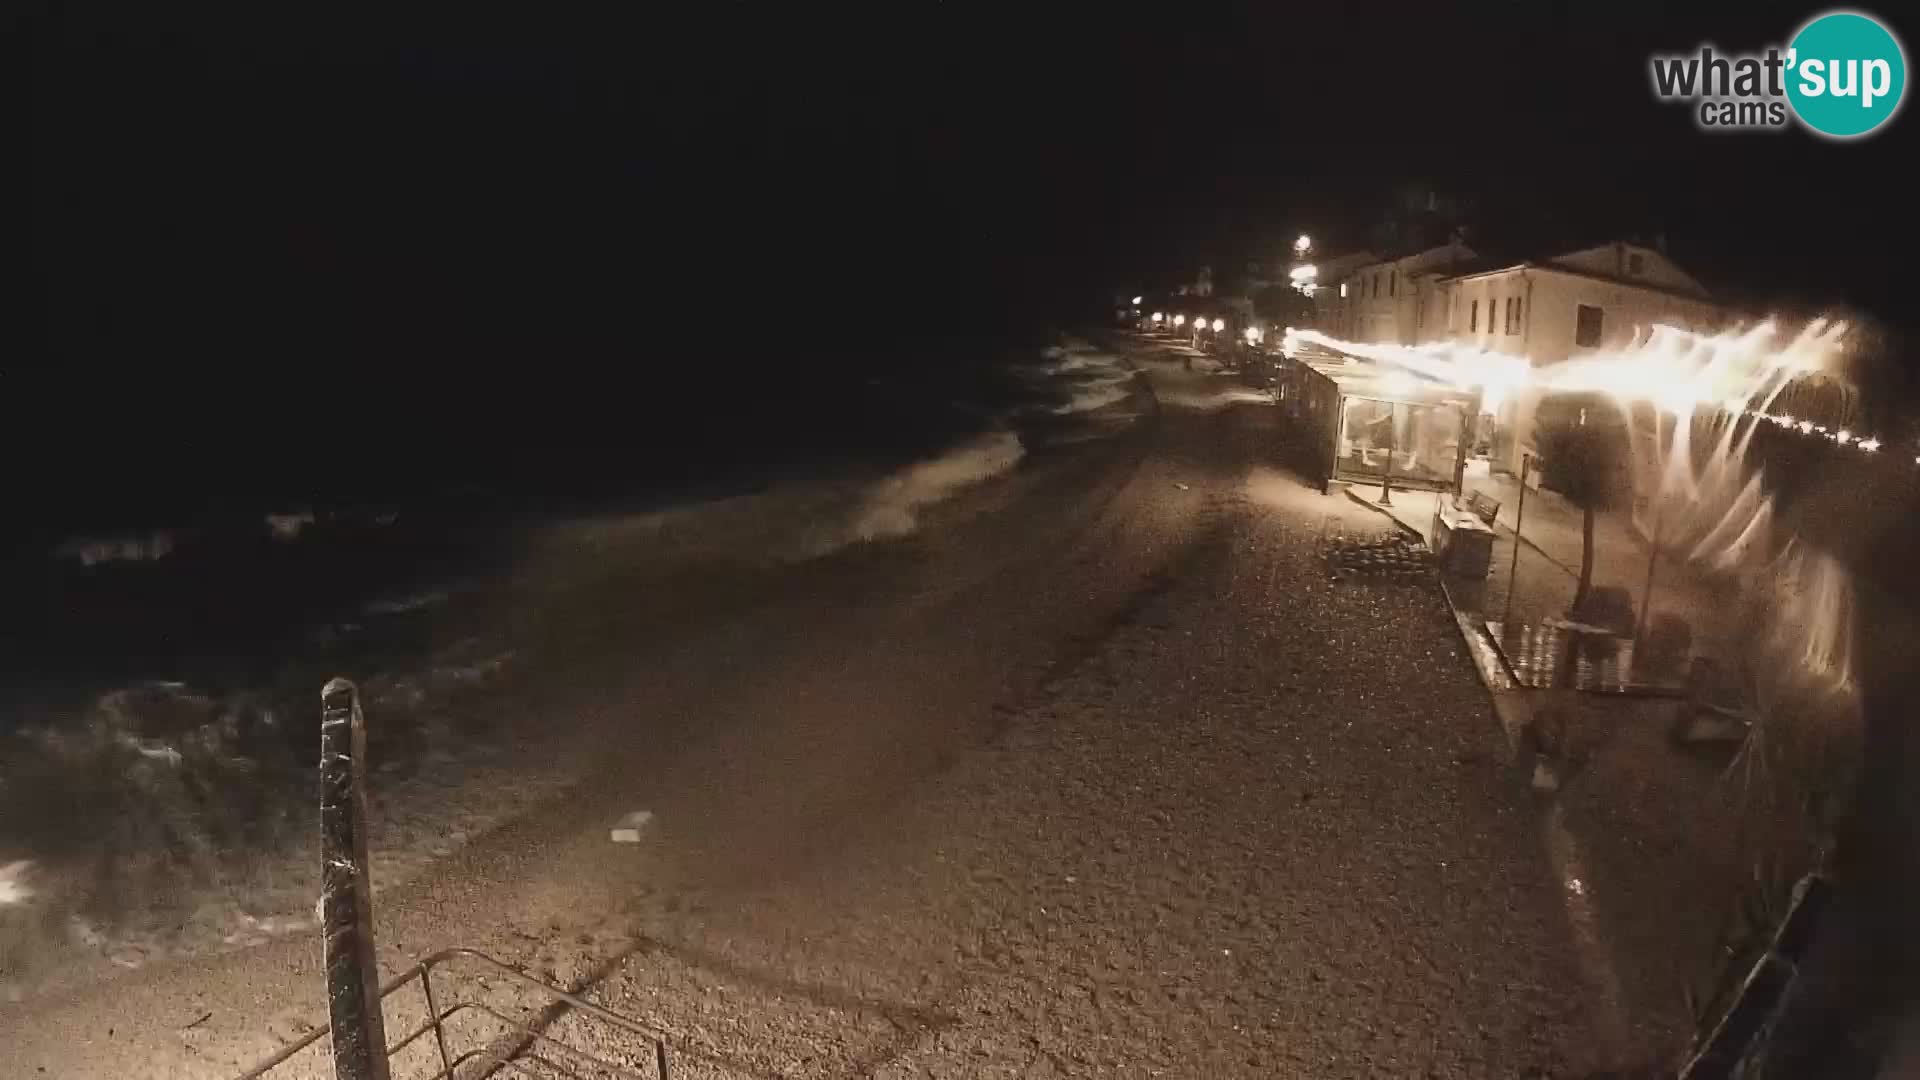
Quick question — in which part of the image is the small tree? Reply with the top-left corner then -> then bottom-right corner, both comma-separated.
1533,402 -> 1623,616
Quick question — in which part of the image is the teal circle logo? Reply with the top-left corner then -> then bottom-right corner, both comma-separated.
1786,11 -> 1906,138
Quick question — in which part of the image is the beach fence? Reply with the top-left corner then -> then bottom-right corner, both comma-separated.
234,680 -> 672,1080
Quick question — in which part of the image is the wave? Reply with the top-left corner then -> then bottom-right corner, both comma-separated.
845,430 -> 1026,542
52,530 -> 178,567
1156,386 -> 1274,412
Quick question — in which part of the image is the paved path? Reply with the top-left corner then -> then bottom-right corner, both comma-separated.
1355,467 -> 1738,664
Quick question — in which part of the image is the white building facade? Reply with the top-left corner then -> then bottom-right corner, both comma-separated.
1326,241 -> 1730,471
1329,242 -> 1475,344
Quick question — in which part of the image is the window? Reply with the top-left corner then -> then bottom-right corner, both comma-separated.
1373,272 -> 1381,298
1628,253 -> 1645,276
1469,299 -> 1478,332
1575,303 -> 1604,347
1389,271 -> 1396,297
1507,296 -> 1520,335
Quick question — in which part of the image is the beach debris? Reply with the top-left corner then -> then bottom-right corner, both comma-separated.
0,860 -> 32,906
610,810 -> 655,844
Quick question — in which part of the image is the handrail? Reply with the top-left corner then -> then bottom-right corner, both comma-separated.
233,947 -> 672,1079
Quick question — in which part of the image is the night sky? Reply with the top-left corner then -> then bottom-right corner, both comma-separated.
23,2 -> 1918,519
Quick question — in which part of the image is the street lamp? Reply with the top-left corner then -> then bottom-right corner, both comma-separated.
1294,234 -> 1312,255
1132,295 -> 1143,305
1173,314 -> 1186,328
1211,317 -> 1225,332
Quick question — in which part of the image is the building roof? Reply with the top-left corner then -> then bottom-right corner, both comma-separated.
1428,240 -> 1712,301
1312,251 -> 1379,279
1408,254 -> 1512,279
1434,259 -> 1718,306
1341,242 -> 1476,275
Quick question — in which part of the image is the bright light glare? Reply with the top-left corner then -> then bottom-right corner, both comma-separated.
1294,234 -> 1311,253
1288,264 -> 1318,281
1173,314 -> 1186,327
1284,316 -> 1872,696
1281,320 -> 1884,458
1132,295 -> 1143,305
1212,318 -> 1225,332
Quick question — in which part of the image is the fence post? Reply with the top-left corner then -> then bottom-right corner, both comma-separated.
1502,453 -> 1532,631
1378,401 -> 1398,506
418,964 -> 455,1080
320,678 -> 391,1080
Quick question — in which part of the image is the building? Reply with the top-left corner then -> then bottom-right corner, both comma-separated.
1330,241 -> 1475,343
1325,240 -> 1731,471
1428,241 -> 1722,361
1303,250 -> 1377,331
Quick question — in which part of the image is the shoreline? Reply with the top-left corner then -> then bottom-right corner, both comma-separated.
0,338 -> 1151,1015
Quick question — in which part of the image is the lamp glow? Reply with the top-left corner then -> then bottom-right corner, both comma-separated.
1173,314 -> 1186,327
1212,318 -> 1225,332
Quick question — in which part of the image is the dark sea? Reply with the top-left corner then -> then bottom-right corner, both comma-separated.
0,328 -> 1151,996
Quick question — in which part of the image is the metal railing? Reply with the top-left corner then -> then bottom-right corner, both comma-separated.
235,946 -> 671,1079
234,945 -> 668,1068
232,680 -> 674,1079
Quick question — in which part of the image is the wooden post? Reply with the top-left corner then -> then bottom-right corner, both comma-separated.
320,678 -> 390,1080
1379,401 -> 1397,506
1502,453 -> 1531,631
1634,506 -> 1662,649
1454,389 -> 1482,497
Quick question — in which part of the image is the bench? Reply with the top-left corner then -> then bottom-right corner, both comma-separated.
1464,490 -> 1501,527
